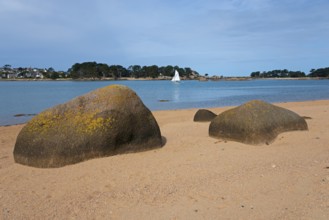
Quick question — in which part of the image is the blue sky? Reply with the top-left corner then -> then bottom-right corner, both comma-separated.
0,0 -> 328,76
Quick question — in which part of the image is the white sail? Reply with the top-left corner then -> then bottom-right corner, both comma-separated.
171,70 -> 181,82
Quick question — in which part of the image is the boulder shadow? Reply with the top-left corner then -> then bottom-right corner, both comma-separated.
161,136 -> 167,146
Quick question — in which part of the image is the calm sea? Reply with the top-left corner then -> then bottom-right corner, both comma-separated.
1,79 -> 329,126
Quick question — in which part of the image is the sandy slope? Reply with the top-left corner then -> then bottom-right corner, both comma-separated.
1,100 -> 329,219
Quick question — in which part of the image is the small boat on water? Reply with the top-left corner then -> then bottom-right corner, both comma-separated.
171,70 -> 181,83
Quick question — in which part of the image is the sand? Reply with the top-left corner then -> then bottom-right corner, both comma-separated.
1,100 -> 329,219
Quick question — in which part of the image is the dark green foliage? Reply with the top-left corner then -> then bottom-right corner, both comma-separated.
67,62 -> 199,79
69,62 -> 105,79
250,69 -> 306,78
209,100 -> 308,145
308,67 -> 329,77
50,72 -> 59,79
3,64 -> 12,70
128,65 -> 142,78
251,67 -> 329,78
141,65 -> 159,78
108,65 -> 128,78
159,65 -> 174,77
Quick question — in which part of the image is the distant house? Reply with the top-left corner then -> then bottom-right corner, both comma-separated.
35,73 -> 44,79
7,73 -> 17,79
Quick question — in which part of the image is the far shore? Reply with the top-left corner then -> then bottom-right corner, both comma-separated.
1,76 -> 328,82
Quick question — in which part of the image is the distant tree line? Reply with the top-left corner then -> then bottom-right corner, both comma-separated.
250,67 -> 329,78
250,69 -> 306,78
308,67 -> 329,77
2,63 -> 329,80
68,62 -> 199,79
1,62 -> 200,80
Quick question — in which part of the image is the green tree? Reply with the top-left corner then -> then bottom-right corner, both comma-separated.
96,63 -> 111,77
250,69 -> 306,78
128,65 -> 142,78
250,71 -> 260,78
162,65 -> 174,77
288,71 -> 305,78
144,65 -> 159,78
184,67 -> 193,78
308,67 -> 329,77
67,62 -> 199,80
69,62 -> 101,79
3,64 -> 11,70
50,72 -> 59,79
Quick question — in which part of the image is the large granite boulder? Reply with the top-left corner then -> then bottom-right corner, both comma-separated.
14,85 -> 162,168
209,100 -> 308,145
193,109 -> 217,122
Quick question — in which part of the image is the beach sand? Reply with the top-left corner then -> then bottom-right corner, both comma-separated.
1,100 -> 329,219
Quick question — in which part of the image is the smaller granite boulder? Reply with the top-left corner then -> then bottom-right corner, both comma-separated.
14,85 -> 162,168
193,109 -> 217,122
209,100 -> 308,145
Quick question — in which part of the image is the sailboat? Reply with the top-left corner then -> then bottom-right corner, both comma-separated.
171,70 -> 181,82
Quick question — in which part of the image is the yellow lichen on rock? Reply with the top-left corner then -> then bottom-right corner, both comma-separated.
71,111 -> 112,134
26,111 -> 61,134
26,106 -> 112,135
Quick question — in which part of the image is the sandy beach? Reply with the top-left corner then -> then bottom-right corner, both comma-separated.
1,100 -> 329,219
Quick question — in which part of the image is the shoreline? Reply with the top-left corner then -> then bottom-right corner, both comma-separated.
1,99 -> 329,219
2,99 -> 328,128
1,76 -> 328,82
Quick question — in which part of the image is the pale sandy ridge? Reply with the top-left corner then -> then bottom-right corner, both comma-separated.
0,100 -> 329,219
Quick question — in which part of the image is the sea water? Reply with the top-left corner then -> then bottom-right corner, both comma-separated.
1,79 -> 329,126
